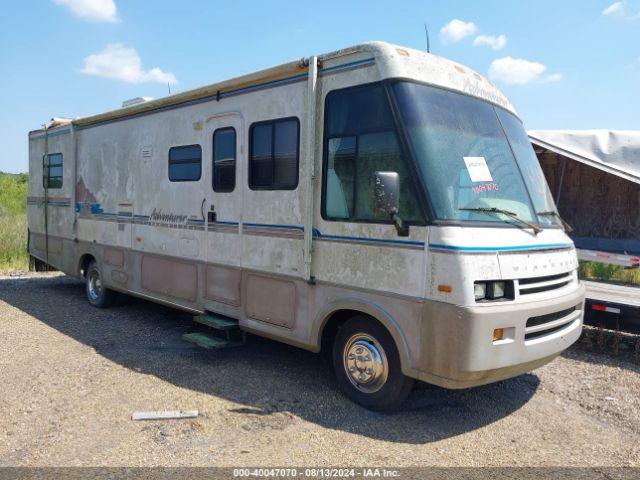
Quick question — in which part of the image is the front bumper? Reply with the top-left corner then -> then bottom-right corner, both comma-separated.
414,283 -> 586,389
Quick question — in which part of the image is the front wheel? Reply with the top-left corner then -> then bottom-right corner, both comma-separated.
333,316 -> 414,411
85,260 -> 116,308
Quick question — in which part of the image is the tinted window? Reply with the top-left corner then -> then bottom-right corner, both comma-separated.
169,145 -> 201,182
325,136 -> 356,219
323,84 -> 424,223
43,153 -> 63,189
250,124 -> 273,188
326,85 -> 394,136
212,128 -> 236,192
249,118 -> 299,190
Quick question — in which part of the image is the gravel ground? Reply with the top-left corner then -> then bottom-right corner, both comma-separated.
0,273 -> 639,467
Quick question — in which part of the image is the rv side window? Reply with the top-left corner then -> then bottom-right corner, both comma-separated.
43,153 -> 63,189
168,145 -> 202,182
212,127 -> 236,192
249,117 -> 299,190
322,84 -> 423,223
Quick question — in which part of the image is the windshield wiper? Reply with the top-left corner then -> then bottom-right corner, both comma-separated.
537,211 -> 573,233
460,207 -> 543,234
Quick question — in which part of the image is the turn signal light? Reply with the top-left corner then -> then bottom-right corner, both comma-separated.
438,285 -> 452,293
493,328 -> 504,342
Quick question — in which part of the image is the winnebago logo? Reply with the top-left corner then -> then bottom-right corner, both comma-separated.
150,208 -> 189,224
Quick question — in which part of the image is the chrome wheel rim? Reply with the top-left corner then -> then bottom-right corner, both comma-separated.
88,270 -> 102,301
343,333 -> 388,393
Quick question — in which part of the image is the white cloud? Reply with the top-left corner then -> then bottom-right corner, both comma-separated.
80,43 -> 178,85
602,2 -> 624,15
440,19 -> 477,44
602,1 -> 640,18
473,34 -> 507,50
488,57 -> 562,85
544,73 -> 564,83
53,0 -> 118,23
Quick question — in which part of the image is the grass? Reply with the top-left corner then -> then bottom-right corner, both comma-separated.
579,260 -> 640,286
0,172 -> 29,273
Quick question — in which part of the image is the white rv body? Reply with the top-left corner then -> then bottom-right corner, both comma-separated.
28,42 -> 585,391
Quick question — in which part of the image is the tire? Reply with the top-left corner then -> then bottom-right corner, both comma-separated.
332,315 -> 414,411
85,260 -> 116,308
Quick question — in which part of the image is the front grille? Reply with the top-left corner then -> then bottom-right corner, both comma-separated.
518,271 -> 572,296
527,307 -> 576,328
525,322 -> 574,341
519,272 -> 570,286
524,305 -> 578,341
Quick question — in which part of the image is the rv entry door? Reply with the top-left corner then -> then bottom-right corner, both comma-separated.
203,113 -> 244,309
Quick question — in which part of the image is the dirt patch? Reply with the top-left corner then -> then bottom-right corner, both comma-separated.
0,273 -> 638,467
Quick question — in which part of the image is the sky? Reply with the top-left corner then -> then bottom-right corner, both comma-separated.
0,0 -> 638,173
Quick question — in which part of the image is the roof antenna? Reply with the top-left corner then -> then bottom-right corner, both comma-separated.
424,23 -> 431,53
167,82 -> 171,95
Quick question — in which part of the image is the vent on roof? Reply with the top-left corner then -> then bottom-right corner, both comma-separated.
47,118 -> 72,129
122,96 -> 154,108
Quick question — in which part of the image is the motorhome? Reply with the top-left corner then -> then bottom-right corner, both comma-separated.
27,42 -> 585,410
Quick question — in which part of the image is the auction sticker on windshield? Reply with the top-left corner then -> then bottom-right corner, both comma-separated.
463,156 -> 493,182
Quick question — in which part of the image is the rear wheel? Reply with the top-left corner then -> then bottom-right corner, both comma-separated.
332,315 -> 413,411
85,260 -> 116,308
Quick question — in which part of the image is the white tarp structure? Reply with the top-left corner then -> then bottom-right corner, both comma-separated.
528,130 -> 640,186
528,129 -> 640,260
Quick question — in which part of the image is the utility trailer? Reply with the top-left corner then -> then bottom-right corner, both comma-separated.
580,252 -> 640,331
28,42 -> 585,410
578,249 -> 639,327
582,281 -> 640,332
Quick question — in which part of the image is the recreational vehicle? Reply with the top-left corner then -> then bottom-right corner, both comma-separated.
27,42 -> 585,410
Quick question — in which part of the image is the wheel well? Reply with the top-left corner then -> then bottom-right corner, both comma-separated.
320,309 -> 386,352
78,254 -> 95,277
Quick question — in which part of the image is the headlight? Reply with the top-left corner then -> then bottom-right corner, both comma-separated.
474,282 -> 487,300
474,280 -> 513,301
489,281 -> 506,299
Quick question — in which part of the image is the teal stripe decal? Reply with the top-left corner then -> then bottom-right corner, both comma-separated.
429,243 -> 573,252
319,232 -> 424,248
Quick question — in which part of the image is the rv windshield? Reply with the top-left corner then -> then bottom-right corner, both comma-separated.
392,82 -> 561,228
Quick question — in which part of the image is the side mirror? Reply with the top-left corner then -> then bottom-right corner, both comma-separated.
373,171 -> 409,237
